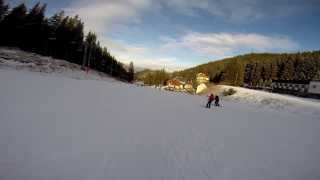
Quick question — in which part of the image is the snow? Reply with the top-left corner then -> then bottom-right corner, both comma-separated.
1,48 -> 320,180
1,69 -> 320,180
196,83 -> 208,94
218,85 -> 320,117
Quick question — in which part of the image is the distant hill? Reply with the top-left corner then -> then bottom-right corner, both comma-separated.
135,69 -> 153,80
172,51 -> 320,86
135,69 -> 171,85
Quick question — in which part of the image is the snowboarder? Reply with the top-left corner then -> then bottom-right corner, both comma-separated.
214,95 -> 220,107
206,93 -> 214,108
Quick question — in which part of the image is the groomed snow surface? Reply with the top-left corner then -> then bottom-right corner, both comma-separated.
1,69 -> 320,180
1,49 -> 320,180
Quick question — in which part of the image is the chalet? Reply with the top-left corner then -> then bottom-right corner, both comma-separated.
184,83 -> 194,92
167,79 -> 185,90
196,73 -> 209,84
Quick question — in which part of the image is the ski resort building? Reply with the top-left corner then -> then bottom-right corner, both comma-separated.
272,80 -> 320,98
196,73 -> 209,84
308,81 -> 320,97
165,79 -> 195,93
167,79 -> 185,90
184,83 -> 194,92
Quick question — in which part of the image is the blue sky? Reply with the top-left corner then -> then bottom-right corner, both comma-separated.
9,0 -> 320,71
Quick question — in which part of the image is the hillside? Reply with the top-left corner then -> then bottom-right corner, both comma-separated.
0,47 -> 118,81
135,68 -> 171,86
173,51 -> 320,86
1,65 -> 320,180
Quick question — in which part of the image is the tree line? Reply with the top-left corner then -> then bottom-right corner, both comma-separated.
173,51 -> 320,87
135,69 -> 170,86
0,0 -> 134,82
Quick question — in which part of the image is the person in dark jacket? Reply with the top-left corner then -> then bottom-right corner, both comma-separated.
214,95 -> 220,107
206,93 -> 214,108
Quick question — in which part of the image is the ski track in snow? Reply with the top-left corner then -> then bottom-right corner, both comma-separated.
1,48 -> 320,180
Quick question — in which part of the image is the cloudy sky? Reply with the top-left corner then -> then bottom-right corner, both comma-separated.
9,0 -> 320,71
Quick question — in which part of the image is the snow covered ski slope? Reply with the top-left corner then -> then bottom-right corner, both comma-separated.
1,69 -> 320,180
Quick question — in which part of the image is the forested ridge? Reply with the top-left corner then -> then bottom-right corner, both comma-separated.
135,69 -> 171,86
173,51 -> 320,86
0,1 -> 134,81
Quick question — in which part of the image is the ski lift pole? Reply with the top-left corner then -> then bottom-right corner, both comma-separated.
88,41 -> 97,75
82,42 -> 88,70
86,42 -> 93,74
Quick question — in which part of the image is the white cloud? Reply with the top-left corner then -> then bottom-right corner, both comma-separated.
101,38 -> 146,56
64,0 -> 299,35
164,0 -> 316,21
66,0 -> 192,71
123,57 -> 191,72
63,0 -> 303,70
64,0 -> 319,35
164,0 -> 210,16
100,38 -> 191,71
162,32 -> 299,57
65,0 -> 153,34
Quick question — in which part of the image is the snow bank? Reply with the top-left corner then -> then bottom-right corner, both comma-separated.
217,85 -> 320,117
1,69 -> 320,180
196,83 -> 208,94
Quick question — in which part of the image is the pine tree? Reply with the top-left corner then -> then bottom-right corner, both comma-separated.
128,62 -> 134,82
83,31 -> 97,69
71,16 -> 84,63
24,3 -> 47,52
1,3 -> 27,46
224,59 -> 245,86
0,0 -> 9,22
244,63 -> 253,84
47,11 -> 65,56
262,62 -> 272,81
48,11 -> 64,30
0,0 -> 9,45
281,59 -> 294,80
313,71 -> 320,81
270,62 -> 277,80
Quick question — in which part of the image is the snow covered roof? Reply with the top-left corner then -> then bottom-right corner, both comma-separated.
167,79 -> 184,86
